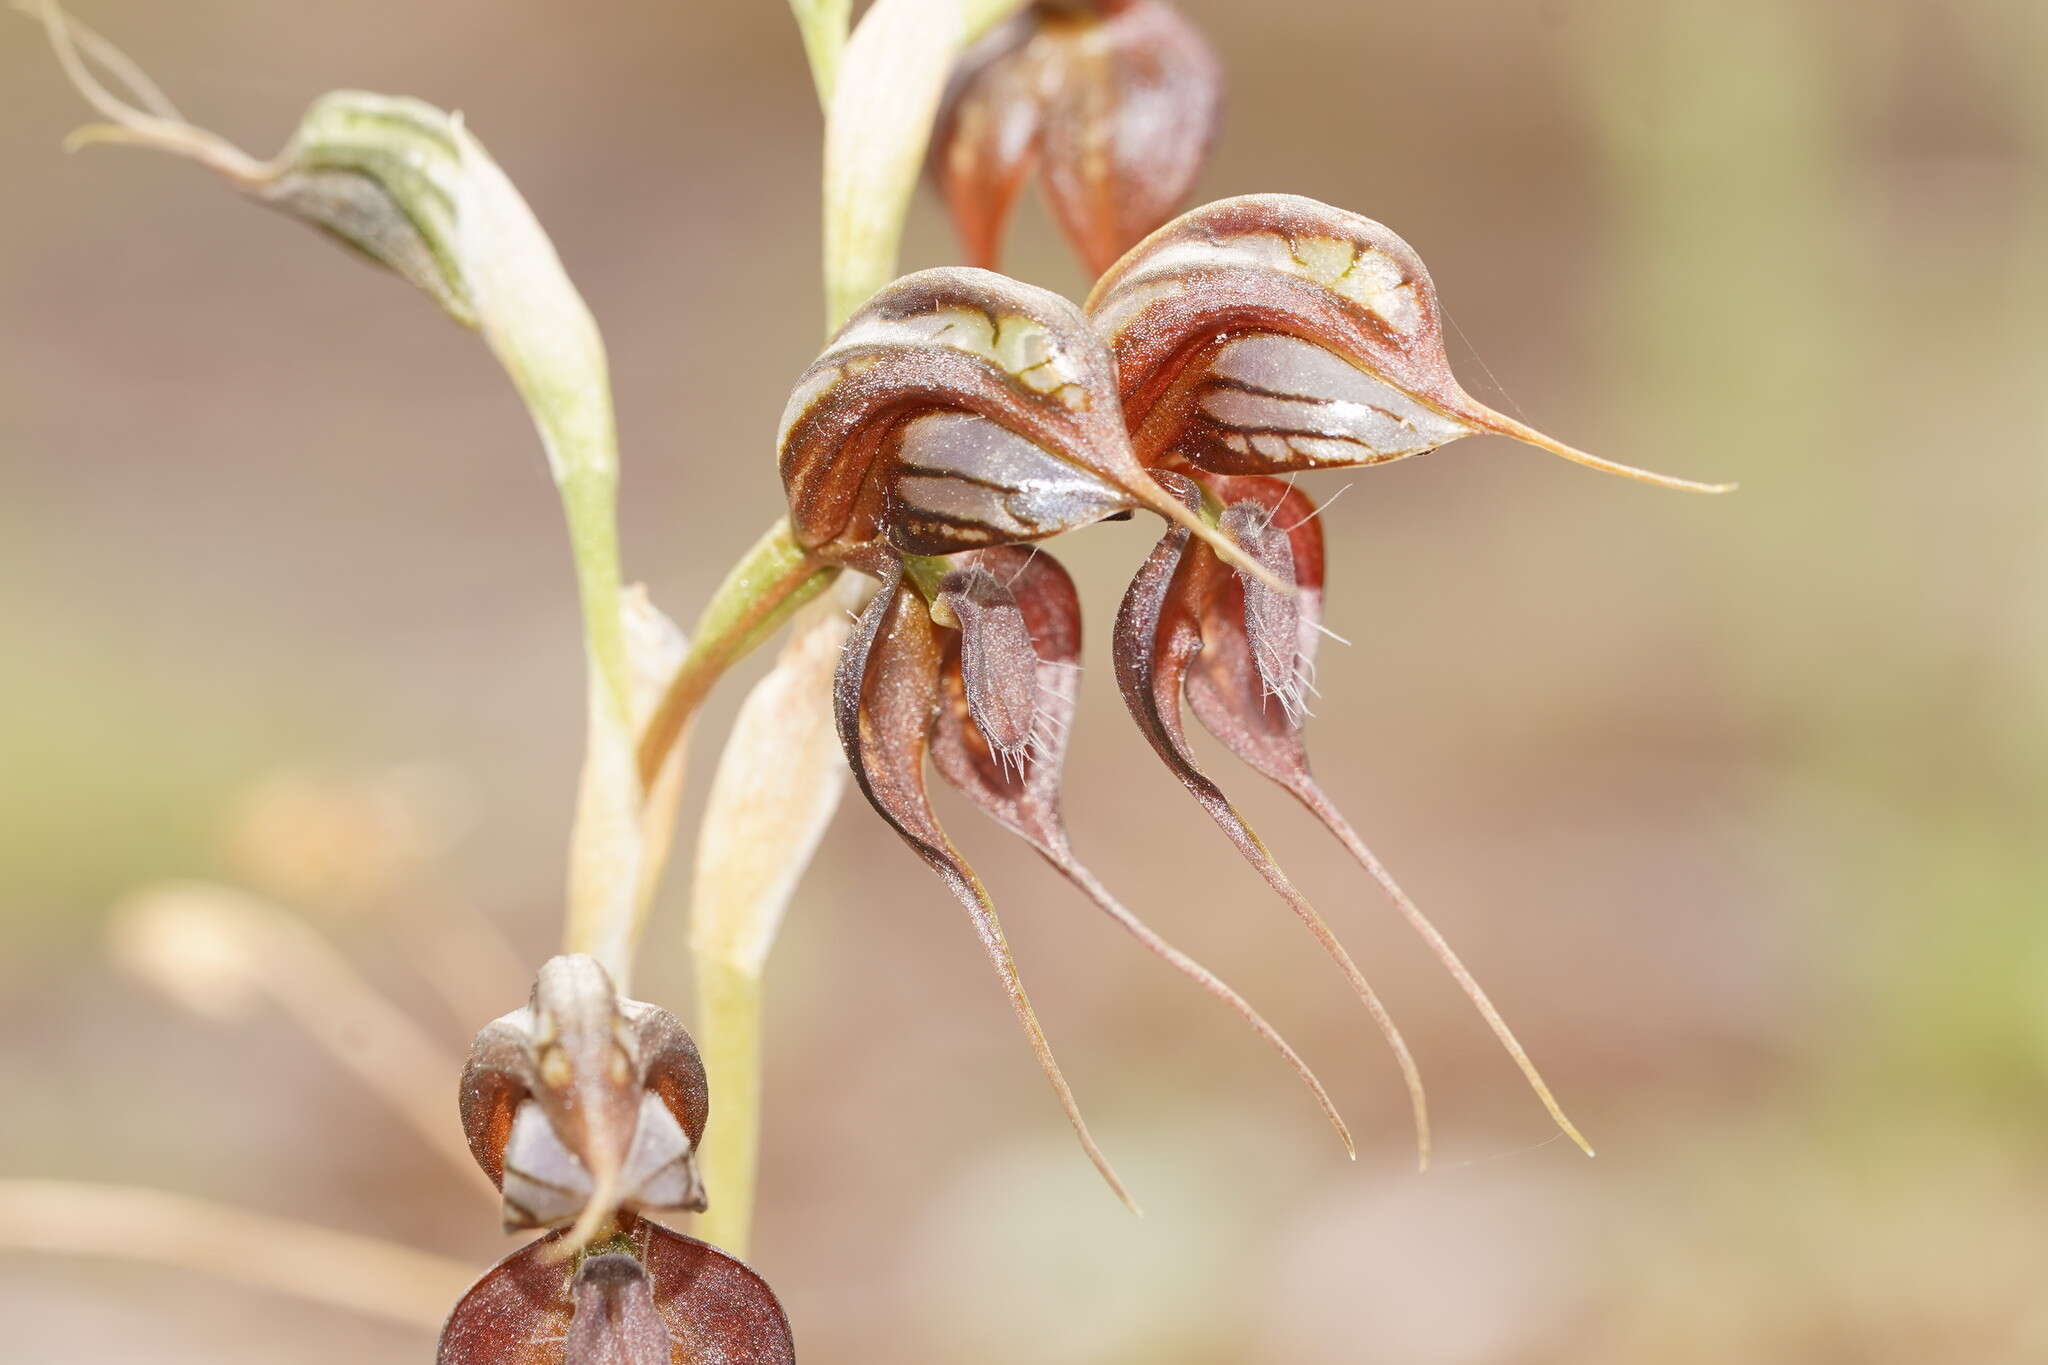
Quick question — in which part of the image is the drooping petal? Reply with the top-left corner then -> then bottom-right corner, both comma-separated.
776,267 -> 1284,585
436,1217 -> 794,1365
1112,475 -> 1431,1167
1184,476 -> 1594,1157
1035,0 -> 1224,278
1088,194 -> 1731,492
927,547 -> 1352,1153
835,565 -> 1136,1208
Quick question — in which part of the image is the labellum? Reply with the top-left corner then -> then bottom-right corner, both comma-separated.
1113,473 -> 1430,1167
437,1216 -> 795,1365
1088,194 -> 1733,494
461,956 -> 711,1252
932,0 -> 1223,276
1147,473 -> 1594,1158
776,266 -> 1279,586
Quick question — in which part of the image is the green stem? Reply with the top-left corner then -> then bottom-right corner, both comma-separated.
635,518 -> 834,790
692,959 -> 766,1254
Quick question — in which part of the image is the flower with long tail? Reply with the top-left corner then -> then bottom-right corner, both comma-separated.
781,193 -> 1732,1190
1089,193 -> 1735,493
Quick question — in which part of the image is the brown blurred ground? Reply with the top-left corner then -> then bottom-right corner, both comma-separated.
3,1 -> 2046,1361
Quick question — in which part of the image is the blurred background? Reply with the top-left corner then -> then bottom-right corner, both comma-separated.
4,0 -> 2045,1360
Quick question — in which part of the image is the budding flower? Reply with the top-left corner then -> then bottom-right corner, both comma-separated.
461,956 -> 709,1248
933,0 -> 1223,275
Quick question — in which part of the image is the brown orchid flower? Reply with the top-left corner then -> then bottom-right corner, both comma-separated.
1088,193 -> 1734,494
780,192 -> 1729,1191
932,0 -> 1222,275
461,955 -> 711,1252
1071,192 -> 1739,1160
447,955 -> 795,1362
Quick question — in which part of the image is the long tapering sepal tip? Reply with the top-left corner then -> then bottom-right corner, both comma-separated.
1472,403 -> 1736,495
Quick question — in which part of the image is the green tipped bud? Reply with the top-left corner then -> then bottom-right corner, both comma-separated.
258,92 -> 477,326
28,2 -> 482,325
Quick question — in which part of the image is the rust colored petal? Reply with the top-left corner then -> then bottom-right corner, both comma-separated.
1036,0 -> 1223,278
928,546 -> 1350,1152
436,1218 -> 794,1365
1088,194 -> 1730,493
1184,476 -> 1593,1157
1113,473 -> 1431,1167
836,565 -> 1136,1208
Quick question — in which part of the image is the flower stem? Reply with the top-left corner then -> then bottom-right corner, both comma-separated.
635,518 -> 833,790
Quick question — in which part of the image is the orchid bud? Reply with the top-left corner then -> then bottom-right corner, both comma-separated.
1138,473 -> 1594,1158
1089,194 -> 1733,493
933,0 -> 1223,276
460,956 -> 709,1249
437,1216 -> 794,1365
775,267 -> 1281,586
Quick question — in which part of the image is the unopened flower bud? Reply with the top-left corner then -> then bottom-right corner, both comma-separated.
934,0 -> 1223,276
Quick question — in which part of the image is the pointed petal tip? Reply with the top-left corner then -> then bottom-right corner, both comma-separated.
1471,404 -> 1736,495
